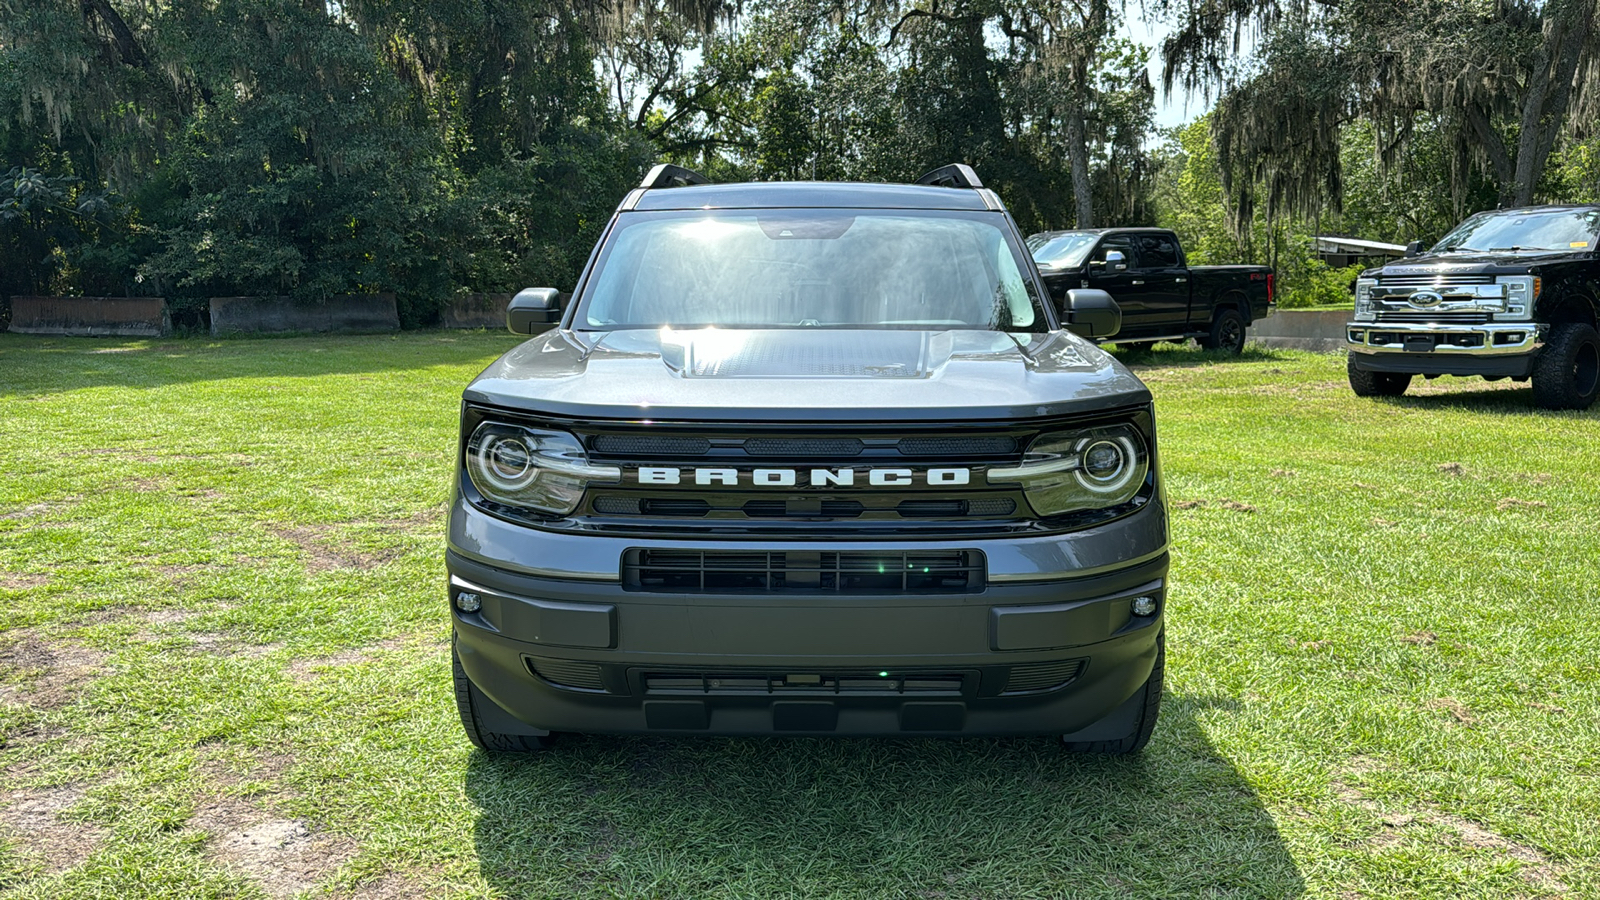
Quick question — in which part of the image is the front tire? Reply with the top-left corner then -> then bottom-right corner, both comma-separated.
453,645 -> 555,752
1347,354 -> 1412,397
1062,632 -> 1163,755
1199,307 -> 1247,355
1531,323 -> 1600,410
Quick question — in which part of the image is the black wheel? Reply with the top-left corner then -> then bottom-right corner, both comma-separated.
1199,307 -> 1246,354
1347,354 -> 1412,397
453,643 -> 555,752
1062,632 -> 1163,755
1531,323 -> 1600,410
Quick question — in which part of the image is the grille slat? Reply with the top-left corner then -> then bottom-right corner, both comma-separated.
744,438 -> 864,457
623,549 -> 986,594
591,435 -> 711,456
1375,311 -> 1492,325
1378,274 -> 1496,288
898,436 -> 1017,456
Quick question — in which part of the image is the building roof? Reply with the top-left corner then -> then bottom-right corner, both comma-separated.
1314,235 -> 1407,254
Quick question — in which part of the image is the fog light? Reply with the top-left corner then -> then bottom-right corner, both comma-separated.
1131,596 -> 1157,617
455,591 -> 482,613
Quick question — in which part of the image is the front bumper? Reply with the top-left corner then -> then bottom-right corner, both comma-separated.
448,544 -> 1168,738
1346,321 -> 1541,377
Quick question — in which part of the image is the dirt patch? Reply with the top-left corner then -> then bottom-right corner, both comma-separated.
1529,702 -> 1567,714
1424,697 -> 1477,724
184,633 -> 282,659
1496,497 -> 1547,511
1269,468 -> 1296,478
0,634 -> 107,708
199,752 -> 296,788
196,796 -> 357,899
284,636 -> 417,683
0,498 -> 79,521
1437,462 -> 1466,476
1173,498 -> 1256,513
275,525 -> 401,572
343,872 -> 438,899
1512,472 -> 1554,485
0,572 -> 50,590
1370,517 -> 1395,528
0,782 -> 108,873
1331,761 -> 1568,893
1398,631 -> 1437,646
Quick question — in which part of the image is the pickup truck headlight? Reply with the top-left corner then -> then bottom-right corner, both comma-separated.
986,425 -> 1149,517
464,423 -> 620,516
1495,275 -> 1540,319
1354,279 -> 1378,321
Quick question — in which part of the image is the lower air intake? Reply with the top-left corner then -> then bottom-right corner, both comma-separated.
1002,659 -> 1086,694
623,548 -> 986,593
526,657 -> 606,691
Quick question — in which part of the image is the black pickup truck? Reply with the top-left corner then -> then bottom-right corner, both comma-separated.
1028,227 -> 1275,353
1346,204 -> 1600,409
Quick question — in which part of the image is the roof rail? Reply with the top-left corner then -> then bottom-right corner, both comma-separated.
641,163 -> 710,189
915,164 -> 983,189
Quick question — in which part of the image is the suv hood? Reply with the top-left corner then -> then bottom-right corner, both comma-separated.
464,328 -> 1151,421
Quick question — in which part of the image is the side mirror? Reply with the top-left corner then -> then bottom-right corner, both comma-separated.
508,288 -> 564,334
1062,288 -> 1121,339
1404,240 -> 1424,257
1104,250 -> 1128,271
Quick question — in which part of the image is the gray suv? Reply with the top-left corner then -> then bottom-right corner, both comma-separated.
447,164 -> 1170,753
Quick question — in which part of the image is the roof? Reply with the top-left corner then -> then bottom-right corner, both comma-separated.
1315,235 -> 1407,254
629,181 -> 999,212
1028,227 -> 1173,239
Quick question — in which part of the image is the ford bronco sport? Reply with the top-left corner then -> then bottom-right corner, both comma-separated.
447,164 -> 1170,753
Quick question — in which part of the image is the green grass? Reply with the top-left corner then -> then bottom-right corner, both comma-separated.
1,332 -> 1597,899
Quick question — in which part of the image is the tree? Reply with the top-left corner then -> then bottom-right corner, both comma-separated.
1162,0 -> 1600,219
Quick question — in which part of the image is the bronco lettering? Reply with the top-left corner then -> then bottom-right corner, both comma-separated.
630,467 -> 976,487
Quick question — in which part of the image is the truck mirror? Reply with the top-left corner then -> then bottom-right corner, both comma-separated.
1404,240 -> 1424,257
508,288 -> 565,334
1062,288 -> 1122,339
1104,250 -> 1128,271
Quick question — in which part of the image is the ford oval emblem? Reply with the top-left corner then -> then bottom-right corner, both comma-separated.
1411,290 -> 1444,307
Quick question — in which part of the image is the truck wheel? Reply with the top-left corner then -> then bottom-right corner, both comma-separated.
1062,632 -> 1163,755
453,645 -> 555,752
1531,323 -> 1600,410
1347,355 -> 1412,397
1199,308 -> 1246,354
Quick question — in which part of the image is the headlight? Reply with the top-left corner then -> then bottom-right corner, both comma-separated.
1495,275 -> 1539,319
464,423 -> 619,516
986,425 -> 1149,517
1354,279 -> 1377,321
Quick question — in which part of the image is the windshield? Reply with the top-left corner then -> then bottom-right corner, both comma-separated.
577,209 -> 1047,331
1028,232 -> 1098,268
1433,208 -> 1600,253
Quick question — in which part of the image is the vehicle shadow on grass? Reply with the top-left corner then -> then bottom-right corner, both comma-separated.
1113,344 -> 1290,369
1382,384 -> 1599,417
465,693 -> 1303,898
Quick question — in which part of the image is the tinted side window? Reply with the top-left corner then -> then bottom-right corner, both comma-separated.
1095,236 -> 1136,267
1136,234 -> 1180,268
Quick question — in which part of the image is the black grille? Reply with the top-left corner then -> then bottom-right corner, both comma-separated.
1378,274 -> 1495,287
1003,659 -> 1086,694
623,549 -> 986,593
744,438 -> 864,457
741,499 -> 865,518
527,657 -> 606,691
898,436 -> 1017,456
1375,311 -> 1492,325
643,671 -> 967,696
591,435 -> 711,456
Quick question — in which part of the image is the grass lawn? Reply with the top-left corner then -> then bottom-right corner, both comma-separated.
1,332 -> 1597,899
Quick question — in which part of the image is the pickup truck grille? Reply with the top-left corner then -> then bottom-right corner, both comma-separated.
622,548 -> 986,593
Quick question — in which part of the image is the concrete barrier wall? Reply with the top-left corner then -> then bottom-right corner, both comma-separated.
440,293 -> 513,329
210,295 -> 399,336
1249,308 -> 1350,352
7,297 -> 169,337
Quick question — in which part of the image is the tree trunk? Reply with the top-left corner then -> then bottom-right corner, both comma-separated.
1510,0 -> 1594,206
1065,97 -> 1092,228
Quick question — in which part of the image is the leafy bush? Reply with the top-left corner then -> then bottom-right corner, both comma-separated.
1278,260 -> 1363,308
